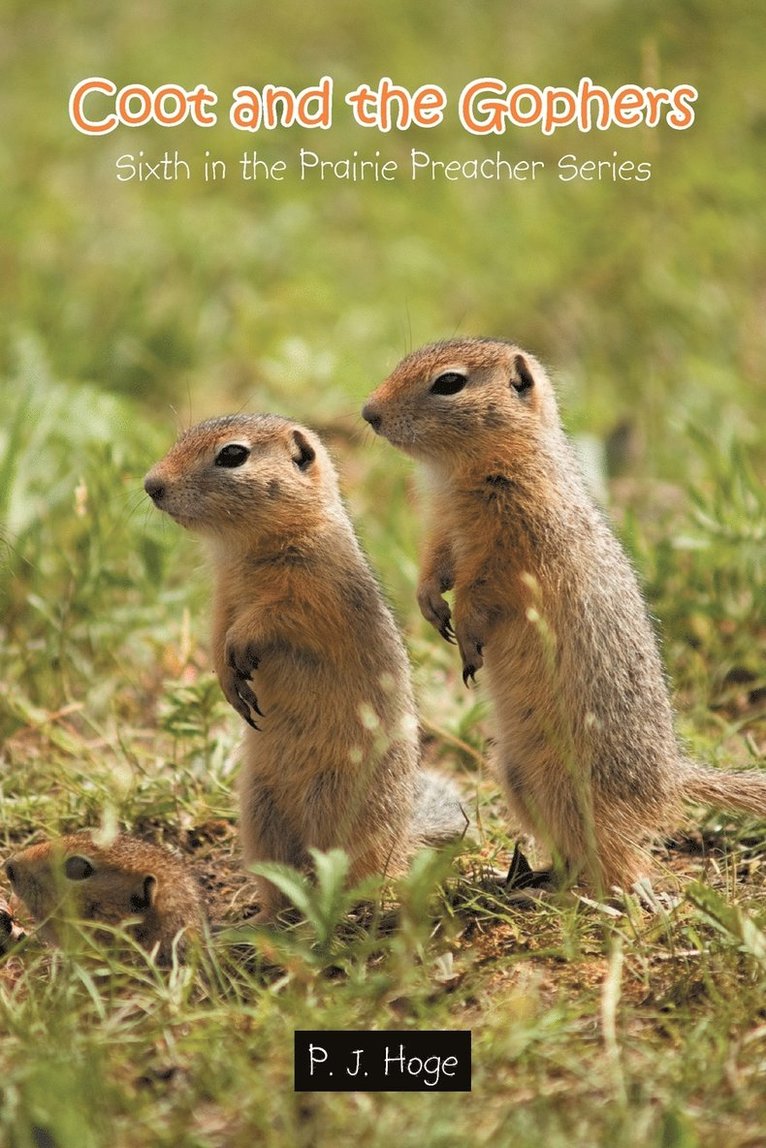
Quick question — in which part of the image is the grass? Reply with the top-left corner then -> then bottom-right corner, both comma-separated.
1,0 -> 765,1145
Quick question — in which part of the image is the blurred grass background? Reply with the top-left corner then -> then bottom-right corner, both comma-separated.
1,0 -> 764,430
1,2 -> 765,1146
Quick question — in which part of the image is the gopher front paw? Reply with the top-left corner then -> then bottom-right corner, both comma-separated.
222,640 -> 263,730
417,582 -> 455,643
455,622 -> 485,685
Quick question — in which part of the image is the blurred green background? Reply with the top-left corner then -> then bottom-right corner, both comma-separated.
2,0 -> 763,425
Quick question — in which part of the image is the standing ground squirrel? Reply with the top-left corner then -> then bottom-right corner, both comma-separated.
4,833 -> 204,961
362,338 -> 766,891
144,414 -> 465,918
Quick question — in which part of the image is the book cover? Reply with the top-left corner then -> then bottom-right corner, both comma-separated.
1,2 -> 764,1145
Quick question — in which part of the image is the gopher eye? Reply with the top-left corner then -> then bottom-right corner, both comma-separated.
430,371 -> 467,396
215,443 -> 250,468
64,856 -> 94,881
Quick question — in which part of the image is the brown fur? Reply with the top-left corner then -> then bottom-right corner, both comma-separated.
144,415 -> 464,918
4,833 -> 204,961
363,338 -> 766,891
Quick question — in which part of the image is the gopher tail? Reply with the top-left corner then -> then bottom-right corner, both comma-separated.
410,770 -> 469,845
681,760 -> 766,818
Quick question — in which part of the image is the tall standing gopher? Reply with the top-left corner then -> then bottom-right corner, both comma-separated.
363,338 -> 766,890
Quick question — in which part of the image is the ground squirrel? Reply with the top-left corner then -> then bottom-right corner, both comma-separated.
144,414 -> 465,918
362,337 -> 766,891
4,833 -> 204,961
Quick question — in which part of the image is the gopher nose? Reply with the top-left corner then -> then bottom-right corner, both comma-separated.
361,403 -> 382,433
4,859 -> 17,886
143,474 -> 166,504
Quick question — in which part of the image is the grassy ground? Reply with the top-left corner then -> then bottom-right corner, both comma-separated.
1,1 -> 765,1145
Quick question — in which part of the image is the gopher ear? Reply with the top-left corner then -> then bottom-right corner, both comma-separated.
130,874 -> 157,912
290,429 -> 316,471
511,354 -> 535,395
